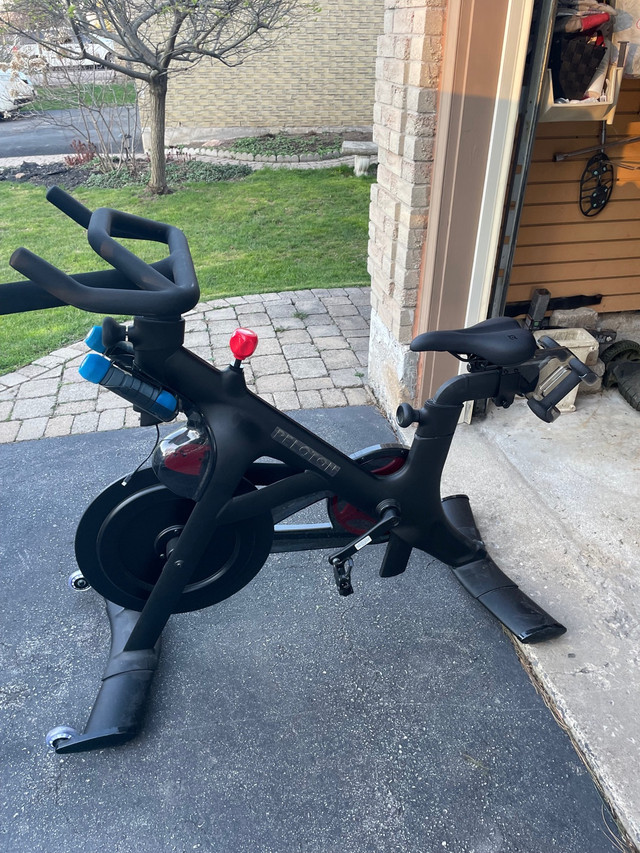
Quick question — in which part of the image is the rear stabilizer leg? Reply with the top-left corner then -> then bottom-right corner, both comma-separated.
442,495 -> 566,644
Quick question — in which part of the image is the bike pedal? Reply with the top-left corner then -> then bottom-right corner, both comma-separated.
331,557 -> 354,596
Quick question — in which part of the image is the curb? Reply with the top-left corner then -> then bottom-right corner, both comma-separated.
166,145 -> 348,165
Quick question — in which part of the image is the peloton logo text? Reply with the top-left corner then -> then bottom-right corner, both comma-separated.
271,428 -> 340,477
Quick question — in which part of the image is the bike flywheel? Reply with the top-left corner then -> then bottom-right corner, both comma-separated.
75,468 -> 273,613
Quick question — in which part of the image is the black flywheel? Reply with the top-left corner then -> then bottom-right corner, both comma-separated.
75,468 -> 273,613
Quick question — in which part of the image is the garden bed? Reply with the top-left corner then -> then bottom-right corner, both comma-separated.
0,159 -> 252,189
186,130 -> 374,163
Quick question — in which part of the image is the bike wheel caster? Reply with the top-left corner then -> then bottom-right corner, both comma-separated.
68,570 -> 90,591
45,725 -> 78,750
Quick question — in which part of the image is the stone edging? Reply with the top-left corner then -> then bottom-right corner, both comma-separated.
166,146 -> 347,164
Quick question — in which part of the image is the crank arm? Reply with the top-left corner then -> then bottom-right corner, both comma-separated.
328,505 -> 401,595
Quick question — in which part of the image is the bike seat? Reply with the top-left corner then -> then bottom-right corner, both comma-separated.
410,317 -> 536,367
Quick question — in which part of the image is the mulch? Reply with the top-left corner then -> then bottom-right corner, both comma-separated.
0,161 -> 96,189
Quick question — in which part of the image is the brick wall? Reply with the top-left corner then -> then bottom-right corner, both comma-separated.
367,0 -> 446,418
150,0 -> 385,143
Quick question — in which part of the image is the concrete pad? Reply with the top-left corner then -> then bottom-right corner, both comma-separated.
0,407 -> 624,852
442,390 -> 640,848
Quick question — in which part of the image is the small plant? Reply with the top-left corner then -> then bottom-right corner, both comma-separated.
64,139 -> 98,167
293,309 -> 309,320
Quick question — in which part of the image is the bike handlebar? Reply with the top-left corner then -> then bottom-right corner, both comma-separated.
46,185 -> 93,229
4,187 -> 200,318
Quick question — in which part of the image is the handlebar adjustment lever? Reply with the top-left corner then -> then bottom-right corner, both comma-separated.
396,403 -> 423,428
85,319 -> 132,364
8,188 -> 201,318
229,328 -> 259,369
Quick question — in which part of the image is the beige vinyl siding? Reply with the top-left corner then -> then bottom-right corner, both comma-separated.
507,77 -> 640,315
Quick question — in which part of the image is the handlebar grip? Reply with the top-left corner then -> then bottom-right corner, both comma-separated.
6,188 -> 200,317
0,263 -> 177,317
9,247 -> 194,315
46,186 -> 92,229
86,208 -> 198,295
10,248 -> 88,306
0,280 -> 66,314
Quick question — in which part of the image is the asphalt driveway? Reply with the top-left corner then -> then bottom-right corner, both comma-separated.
0,407 -> 624,853
0,105 -> 141,157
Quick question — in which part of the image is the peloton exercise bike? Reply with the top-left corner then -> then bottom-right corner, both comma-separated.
0,187 -> 597,754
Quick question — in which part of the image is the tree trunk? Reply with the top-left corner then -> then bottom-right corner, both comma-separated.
147,74 -> 168,194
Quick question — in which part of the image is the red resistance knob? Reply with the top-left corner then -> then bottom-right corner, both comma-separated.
229,327 -> 259,361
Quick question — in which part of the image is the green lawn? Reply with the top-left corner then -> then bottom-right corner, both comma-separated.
0,167 -> 374,375
24,81 -> 137,112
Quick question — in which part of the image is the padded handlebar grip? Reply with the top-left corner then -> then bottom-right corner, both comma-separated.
88,210 -> 172,294
0,280 -> 66,315
0,263 -> 177,317
10,248 -> 87,305
46,186 -> 92,229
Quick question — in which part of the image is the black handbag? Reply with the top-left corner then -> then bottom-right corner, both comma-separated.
551,32 -> 607,100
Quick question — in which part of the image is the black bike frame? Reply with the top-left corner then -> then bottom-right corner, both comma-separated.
119,313 -> 512,653
1,189 -> 580,753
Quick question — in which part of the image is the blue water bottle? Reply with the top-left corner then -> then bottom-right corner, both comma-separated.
79,353 -> 178,422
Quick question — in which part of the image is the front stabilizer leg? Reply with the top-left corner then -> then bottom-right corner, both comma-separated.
46,600 -> 161,754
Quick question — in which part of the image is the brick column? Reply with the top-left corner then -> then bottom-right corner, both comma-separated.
368,0 -> 446,418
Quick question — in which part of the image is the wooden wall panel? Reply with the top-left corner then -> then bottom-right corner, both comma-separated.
507,78 -> 640,314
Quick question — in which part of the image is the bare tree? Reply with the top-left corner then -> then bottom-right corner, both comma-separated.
0,0 -> 317,193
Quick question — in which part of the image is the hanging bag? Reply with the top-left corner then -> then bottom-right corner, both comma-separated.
552,32 -> 607,100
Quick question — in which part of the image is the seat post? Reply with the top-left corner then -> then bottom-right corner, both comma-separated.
428,369 -> 503,410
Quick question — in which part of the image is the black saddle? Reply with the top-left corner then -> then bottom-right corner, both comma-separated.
410,317 -> 536,367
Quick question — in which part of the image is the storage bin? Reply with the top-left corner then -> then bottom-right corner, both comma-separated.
538,66 -> 623,124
